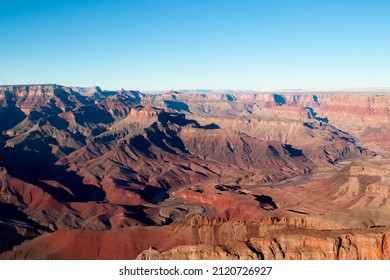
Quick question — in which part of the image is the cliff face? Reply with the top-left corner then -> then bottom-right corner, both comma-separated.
137,217 -> 390,260
2,217 -> 390,260
138,234 -> 390,260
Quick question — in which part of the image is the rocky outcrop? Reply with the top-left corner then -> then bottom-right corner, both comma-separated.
137,217 -> 390,260
2,217 -> 390,260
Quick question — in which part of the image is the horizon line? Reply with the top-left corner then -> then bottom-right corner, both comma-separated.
1,83 -> 390,93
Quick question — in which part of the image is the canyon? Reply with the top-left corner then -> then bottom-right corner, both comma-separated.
1,84 -> 390,259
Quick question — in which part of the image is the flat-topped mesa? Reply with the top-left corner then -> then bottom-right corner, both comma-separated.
0,85 -> 59,114
0,84 -> 101,96
70,86 -> 102,97
128,104 -> 161,121
0,84 -> 83,114
0,84 -> 57,99
0,84 -> 59,92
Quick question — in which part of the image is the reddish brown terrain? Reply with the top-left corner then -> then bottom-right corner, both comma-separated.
1,84 -> 390,259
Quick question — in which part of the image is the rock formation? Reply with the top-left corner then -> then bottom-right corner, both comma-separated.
1,85 -> 390,259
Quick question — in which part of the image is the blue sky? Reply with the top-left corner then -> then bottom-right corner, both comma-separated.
0,0 -> 389,90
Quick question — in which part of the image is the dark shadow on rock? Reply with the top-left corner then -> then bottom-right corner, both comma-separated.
303,122 -> 314,129
148,112 -> 221,155
164,100 -> 191,113
287,209 -> 307,215
129,135 -> 155,158
54,88 -> 81,109
130,186 -> 170,204
146,123 -> 180,155
73,105 -> 115,125
1,143 -> 107,203
202,123 -> 219,129
306,107 -> 329,123
254,194 -> 278,210
158,111 -> 220,130
0,223 -> 26,254
268,145 -> 280,157
226,95 -> 236,102
283,144 -> 304,157
273,94 -> 286,105
340,136 -> 355,143
215,185 -> 241,192
0,104 -> 26,132
119,205 -> 155,226
0,203 -> 51,232
54,87 -> 93,108
46,115 -> 69,130
0,203 -> 53,254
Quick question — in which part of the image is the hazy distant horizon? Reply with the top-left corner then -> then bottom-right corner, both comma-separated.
2,83 -> 390,95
